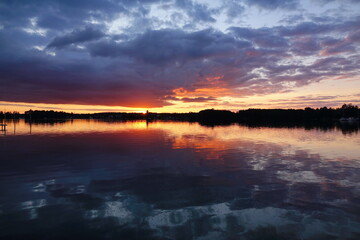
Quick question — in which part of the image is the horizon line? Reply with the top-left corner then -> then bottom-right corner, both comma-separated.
1,103 -> 359,115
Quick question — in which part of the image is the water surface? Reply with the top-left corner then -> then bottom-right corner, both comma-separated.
1,120 -> 360,239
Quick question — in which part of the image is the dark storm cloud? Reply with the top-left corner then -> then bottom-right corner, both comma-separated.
311,57 -> 358,73
162,96 -> 217,102
320,42 -> 355,56
223,0 -> 246,20
89,28 -> 251,65
347,31 -> 360,42
317,0 -> 360,4
47,27 -> 106,49
279,22 -> 334,36
0,32 -> 173,107
0,54 -> 173,107
175,0 -> 216,22
0,0 -> 126,30
47,27 -> 105,49
180,97 -> 217,102
279,17 -> 360,36
229,27 -> 289,48
244,0 -> 298,9
291,37 -> 321,56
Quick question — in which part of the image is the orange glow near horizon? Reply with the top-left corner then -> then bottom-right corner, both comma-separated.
1,76 -> 359,113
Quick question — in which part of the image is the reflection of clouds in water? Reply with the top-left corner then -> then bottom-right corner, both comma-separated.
147,203 -> 290,231
168,134 -> 360,218
171,133 -> 358,189
78,193 -> 360,240
277,171 -> 322,183
21,199 -> 47,210
20,199 -> 47,220
104,201 -> 133,224
1,121 -> 360,239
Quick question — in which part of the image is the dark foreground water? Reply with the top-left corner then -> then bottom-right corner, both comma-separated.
1,120 -> 360,240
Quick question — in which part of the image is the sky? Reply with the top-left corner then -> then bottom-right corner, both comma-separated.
0,0 -> 360,113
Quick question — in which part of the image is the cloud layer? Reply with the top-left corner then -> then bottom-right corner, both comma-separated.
0,0 -> 359,108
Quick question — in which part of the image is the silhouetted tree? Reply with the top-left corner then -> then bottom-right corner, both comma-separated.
341,104 -> 359,118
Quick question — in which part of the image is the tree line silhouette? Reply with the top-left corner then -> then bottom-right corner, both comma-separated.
1,104 -> 359,124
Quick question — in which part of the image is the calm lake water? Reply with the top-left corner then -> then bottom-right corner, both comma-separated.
1,120 -> 360,239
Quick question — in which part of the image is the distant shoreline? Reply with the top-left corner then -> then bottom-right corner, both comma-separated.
1,105 -> 359,126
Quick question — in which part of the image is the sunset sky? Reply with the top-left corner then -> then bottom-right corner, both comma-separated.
1,0 -> 360,113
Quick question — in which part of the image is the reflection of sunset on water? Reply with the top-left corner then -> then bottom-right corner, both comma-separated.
1,120 -> 360,239
4,120 -> 359,161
